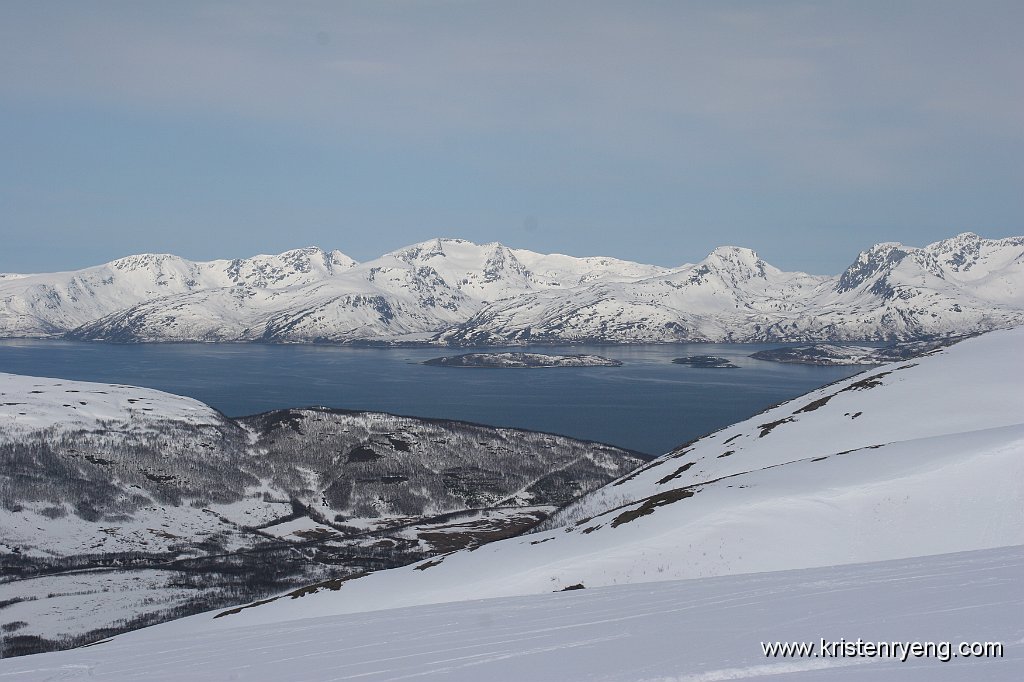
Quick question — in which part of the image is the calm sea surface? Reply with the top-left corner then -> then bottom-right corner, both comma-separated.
0,341 -> 867,456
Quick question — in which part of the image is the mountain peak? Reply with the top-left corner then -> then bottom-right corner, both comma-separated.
109,253 -> 185,271
835,242 -> 911,293
389,237 -> 480,263
697,246 -> 770,280
705,245 -> 761,263
927,232 -> 981,250
271,246 -> 355,269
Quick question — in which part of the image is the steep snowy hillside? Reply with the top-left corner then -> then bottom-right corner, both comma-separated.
3,233 -> 1021,343
4,545 -> 1019,680
0,374 -> 643,655
195,326 -> 1023,625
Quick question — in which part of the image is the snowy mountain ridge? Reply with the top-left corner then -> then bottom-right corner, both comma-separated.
1,232 -> 1022,343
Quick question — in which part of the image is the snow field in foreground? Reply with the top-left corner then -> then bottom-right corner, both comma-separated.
1,544 -> 1020,681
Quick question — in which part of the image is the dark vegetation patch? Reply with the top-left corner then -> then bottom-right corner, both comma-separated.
841,371 -> 892,392
291,528 -> 340,541
834,443 -> 887,456
256,410 -> 307,433
794,395 -> 833,413
346,445 -> 381,462
418,510 -> 549,553
386,436 -> 413,452
286,573 -> 366,598
81,638 -> 112,647
610,488 -> 697,528
214,596 -> 280,619
414,558 -> 445,571
758,417 -> 795,438
615,446 -> 696,487
2,620 -> 28,633
656,461 -> 695,485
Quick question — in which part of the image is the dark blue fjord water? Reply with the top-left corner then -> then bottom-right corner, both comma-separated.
0,341 -> 867,456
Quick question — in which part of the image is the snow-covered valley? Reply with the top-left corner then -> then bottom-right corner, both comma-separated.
2,233 -> 1022,345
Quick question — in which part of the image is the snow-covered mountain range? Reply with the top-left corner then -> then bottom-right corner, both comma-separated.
2,232 -> 1021,344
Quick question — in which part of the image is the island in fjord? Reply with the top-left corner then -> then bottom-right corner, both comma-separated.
671,355 -> 739,368
423,352 -> 622,368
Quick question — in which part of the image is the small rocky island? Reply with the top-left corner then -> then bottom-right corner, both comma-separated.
671,355 -> 739,368
749,338 -> 957,366
424,352 -> 623,368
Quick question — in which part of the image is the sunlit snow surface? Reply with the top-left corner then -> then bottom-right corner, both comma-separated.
1,545 -> 1021,681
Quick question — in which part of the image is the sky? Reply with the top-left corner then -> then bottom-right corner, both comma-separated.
1,0 -> 1022,275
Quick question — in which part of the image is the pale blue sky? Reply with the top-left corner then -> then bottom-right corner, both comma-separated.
2,1 -> 1021,274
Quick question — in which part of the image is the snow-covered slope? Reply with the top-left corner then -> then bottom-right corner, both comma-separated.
4,544 -> 1019,680
0,372 -> 227,434
187,326 -> 1023,625
3,233 -> 1021,343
